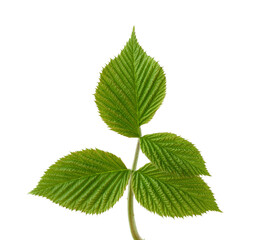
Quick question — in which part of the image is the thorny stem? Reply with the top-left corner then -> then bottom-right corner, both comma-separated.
127,130 -> 143,240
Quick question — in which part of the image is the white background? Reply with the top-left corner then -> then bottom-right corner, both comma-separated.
1,0 -> 278,239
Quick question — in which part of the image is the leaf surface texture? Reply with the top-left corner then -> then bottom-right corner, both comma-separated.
95,28 -> 166,137
132,163 -> 220,218
140,133 -> 210,176
30,149 -> 131,214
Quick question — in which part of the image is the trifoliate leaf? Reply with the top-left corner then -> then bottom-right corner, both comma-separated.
95,27 -> 166,138
30,149 -> 131,214
132,163 -> 220,218
140,133 -> 210,176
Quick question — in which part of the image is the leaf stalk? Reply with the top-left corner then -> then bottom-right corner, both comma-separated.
127,133 -> 143,240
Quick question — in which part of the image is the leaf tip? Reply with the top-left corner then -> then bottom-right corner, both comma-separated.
131,26 -> 137,40
28,188 -> 36,195
214,203 -> 222,213
203,169 -> 211,176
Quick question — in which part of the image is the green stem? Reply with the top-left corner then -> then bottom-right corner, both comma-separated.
127,136 -> 143,240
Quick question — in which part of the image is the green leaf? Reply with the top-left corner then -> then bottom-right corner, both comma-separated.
132,163 -> 220,218
95,27 -> 166,138
30,149 -> 131,214
140,133 -> 210,176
